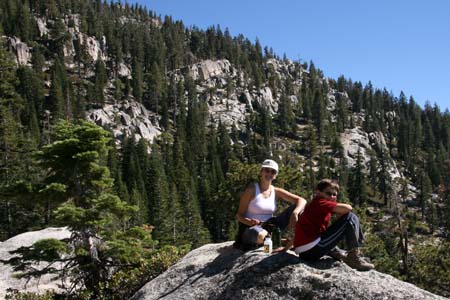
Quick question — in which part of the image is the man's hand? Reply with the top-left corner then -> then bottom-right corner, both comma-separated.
289,208 -> 302,230
272,246 -> 287,254
272,238 -> 294,254
289,212 -> 298,229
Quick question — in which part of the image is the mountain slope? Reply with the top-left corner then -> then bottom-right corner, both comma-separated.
1,0 -> 450,298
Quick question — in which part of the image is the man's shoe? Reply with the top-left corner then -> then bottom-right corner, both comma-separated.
342,248 -> 375,271
328,246 -> 347,261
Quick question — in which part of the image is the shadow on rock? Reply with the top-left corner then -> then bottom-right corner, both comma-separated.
137,243 -> 341,300
154,244 -> 245,299
209,250 -> 340,300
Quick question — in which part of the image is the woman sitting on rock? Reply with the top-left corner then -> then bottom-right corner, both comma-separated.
234,159 -> 306,251
291,179 -> 374,271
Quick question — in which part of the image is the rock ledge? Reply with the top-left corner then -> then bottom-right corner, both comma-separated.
131,241 -> 447,300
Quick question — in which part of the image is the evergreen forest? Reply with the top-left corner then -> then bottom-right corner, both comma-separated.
0,0 -> 450,299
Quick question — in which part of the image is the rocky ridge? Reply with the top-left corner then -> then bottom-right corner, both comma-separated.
131,242 -> 447,300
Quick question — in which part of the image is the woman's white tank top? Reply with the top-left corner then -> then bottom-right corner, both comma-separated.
245,183 -> 276,222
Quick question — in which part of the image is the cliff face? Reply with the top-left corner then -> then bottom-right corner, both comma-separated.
131,242 -> 447,300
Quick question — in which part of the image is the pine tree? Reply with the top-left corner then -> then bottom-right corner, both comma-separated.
230,124 -> 244,161
336,75 -> 347,92
250,61 -> 264,89
120,137 -> 147,223
16,1 -> 35,43
267,65 -> 280,96
348,148 -> 368,206
368,152 -> 379,190
277,89 -> 295,134
217,120 -> 232,173
145,62 -> 164,113
163,16 -> 184,70
167,182 -> 185,245
378,148 -> 393,207
147,144 -> 173,244
350,81 -> 363,113
253,104 -> 273,155
131,59 -> 143,102
304,125 -> 318,192
45,58 -> 71,121
172,135 -> 210,247
335,93 -> 349,132
16,66 -> 44,144
300,73 -> 312,121
443,169 -> 450,237
5,121 -> 155,300
107,142 -> 129,204
312,89 -> 326,141
47,69 -> 64,120
317,148 -> 330,180
0,39 -> 31,238
418,172 -> 432,220
134,138 -> 149,223
49,18 -> 69,58
426,201 -> 438,234
426,151 -> 441,187
86,3 -> 102,38
201,126 -> 227,241
186,92 -> 208,171
129,183 -> 145,225
94,58 -> 107,105
0,104 -> 25,238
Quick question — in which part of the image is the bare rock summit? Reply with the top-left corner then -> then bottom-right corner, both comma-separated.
131,241 -> 447,300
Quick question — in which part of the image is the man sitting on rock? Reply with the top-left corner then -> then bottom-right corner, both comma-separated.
289,179 -> 374,271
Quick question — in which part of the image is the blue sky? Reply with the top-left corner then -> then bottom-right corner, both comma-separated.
131,0 -> 450,112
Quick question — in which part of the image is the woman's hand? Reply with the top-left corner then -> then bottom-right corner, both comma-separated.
249,218 -> 261,226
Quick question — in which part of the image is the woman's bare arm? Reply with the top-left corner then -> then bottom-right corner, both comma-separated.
236,184 -> 260,226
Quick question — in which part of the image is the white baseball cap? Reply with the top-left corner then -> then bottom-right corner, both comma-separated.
261,159 -> 279,174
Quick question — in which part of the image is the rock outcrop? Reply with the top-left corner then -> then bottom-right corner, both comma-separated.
340,127 -> 401,179
189,59 -> 233,81
0,227 -> 71,299
131,242 -> 446,300
6,36 -> 32,66
36,17 -> 49,37
86,100 -> 161,144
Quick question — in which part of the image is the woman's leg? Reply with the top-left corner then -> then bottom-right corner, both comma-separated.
262,204 -> 296,232
242,225 -> 268,245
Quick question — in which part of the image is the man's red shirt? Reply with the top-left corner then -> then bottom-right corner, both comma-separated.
293,196 -> 337,247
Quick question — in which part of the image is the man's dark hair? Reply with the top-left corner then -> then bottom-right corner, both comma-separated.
316,179 -> 340,192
